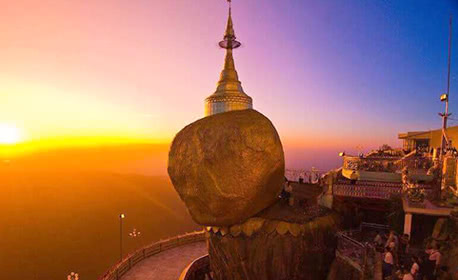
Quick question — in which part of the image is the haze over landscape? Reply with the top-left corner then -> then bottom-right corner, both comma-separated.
1,0 -> 458,279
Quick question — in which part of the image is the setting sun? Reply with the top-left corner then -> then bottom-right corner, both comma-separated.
0,124 -> 22,144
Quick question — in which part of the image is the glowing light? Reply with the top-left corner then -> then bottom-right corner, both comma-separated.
0,124 -> 22,144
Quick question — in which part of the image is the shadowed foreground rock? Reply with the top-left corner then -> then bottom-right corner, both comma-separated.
168,109 -> 285,226
326,258 -> 361,280
207,212 -> 341,280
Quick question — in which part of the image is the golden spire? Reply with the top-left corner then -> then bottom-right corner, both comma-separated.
205,1 -> 252,116
223,5 -> 236,44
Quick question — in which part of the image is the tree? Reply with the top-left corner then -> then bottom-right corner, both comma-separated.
379,144 -> 393,151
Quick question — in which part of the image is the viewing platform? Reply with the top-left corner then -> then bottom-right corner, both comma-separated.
121,241 -> 206,280
98,231 -> 207,280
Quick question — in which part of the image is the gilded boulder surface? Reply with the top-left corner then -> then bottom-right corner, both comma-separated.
207,213 -> 341,280
168,109 -> 285,226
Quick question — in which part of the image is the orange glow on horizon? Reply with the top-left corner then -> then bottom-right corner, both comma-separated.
0,135 -> 171,158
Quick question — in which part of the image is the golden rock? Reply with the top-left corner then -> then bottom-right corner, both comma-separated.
241,218 -> 265,236
264,220 -> 279,234
230,224 -> 242,237
288,223 -> 301,237
276,221 -> 289,235
168,109 -> 285,226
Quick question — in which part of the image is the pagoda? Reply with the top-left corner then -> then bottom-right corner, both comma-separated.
204,3 -> 253,116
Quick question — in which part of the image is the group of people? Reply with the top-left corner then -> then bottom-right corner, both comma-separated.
378,230 -> 448,280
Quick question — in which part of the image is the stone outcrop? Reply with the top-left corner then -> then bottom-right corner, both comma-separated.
207,212 -> 341,280
168,109 -> 285,226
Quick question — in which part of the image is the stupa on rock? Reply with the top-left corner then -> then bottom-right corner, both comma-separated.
204,4 -> 253,116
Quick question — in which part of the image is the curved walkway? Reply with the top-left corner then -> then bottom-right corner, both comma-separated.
120,241 -> 207,280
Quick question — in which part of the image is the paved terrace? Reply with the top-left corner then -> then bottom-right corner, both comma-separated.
121,241 -> 207,280
99,232 -> 207,280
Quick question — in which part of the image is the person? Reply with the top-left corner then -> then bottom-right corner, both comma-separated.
437,266 -> 452,280
383,247 -> 394,279
425,245 -> 442,280
402,270 -> 414,280
386,231 -> 399,265
280,181 -> 291,201
298,176 -> 304,184
399,234 -> 410,254
385,230 -> 399,250
284,181 -> 294,206
410,256 -> 420,280
399,234 -> 410,267
417,253 -> 428,280
374,231 -> 384,251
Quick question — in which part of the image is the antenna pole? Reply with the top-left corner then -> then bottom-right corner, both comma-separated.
445,15 -> 452,127
441,15 -> 453,158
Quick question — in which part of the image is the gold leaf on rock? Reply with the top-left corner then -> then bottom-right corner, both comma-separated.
230,224 -> 242,237
276,221 -> 289,235
288,223 -> 301,237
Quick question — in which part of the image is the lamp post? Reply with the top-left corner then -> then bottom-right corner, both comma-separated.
440,15 -> 453,158
119,213 -> 125,262
129,228 -> 142,248
129,228 -> 141,238
67,272 -> 79,280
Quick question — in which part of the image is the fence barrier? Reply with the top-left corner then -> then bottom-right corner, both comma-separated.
179,254 -> 211,280
336,223 -> 388,279
97,231 -> 206,280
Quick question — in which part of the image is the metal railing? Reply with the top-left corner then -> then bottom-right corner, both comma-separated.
98,231 -> 206,280
333,181 -> 435,200
343,155 -> 433,173
336,231 -> 368,273
333,182 -> 402,200
359,222 -> 390,233
336,223 -> 388,279
343,156 -> 400,173
285,169 -> 324,183
179,254 -> 212,280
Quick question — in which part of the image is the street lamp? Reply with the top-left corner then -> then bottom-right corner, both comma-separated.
119,213 -> 125,261
129,228 -> 143,249
129,228 -> 141,238
67,272 -> 79,280
440,93 -> 448,102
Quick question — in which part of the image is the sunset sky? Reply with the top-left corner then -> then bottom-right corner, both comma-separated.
1,0 -> 458,168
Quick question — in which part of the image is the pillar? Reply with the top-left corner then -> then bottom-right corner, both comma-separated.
404,213 -> 412,236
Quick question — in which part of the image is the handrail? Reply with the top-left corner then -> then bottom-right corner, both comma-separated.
360,222 -> 390,232
333,179 -> 435,200
336,224 -> 388,278
97,231 -> 206,280
179,254 -> 211,280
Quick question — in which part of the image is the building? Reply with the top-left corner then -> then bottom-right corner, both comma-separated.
204,7 -> 253,116
398,125 -> 458,151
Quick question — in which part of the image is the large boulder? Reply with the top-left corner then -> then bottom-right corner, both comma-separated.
168,109 -> 285,226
